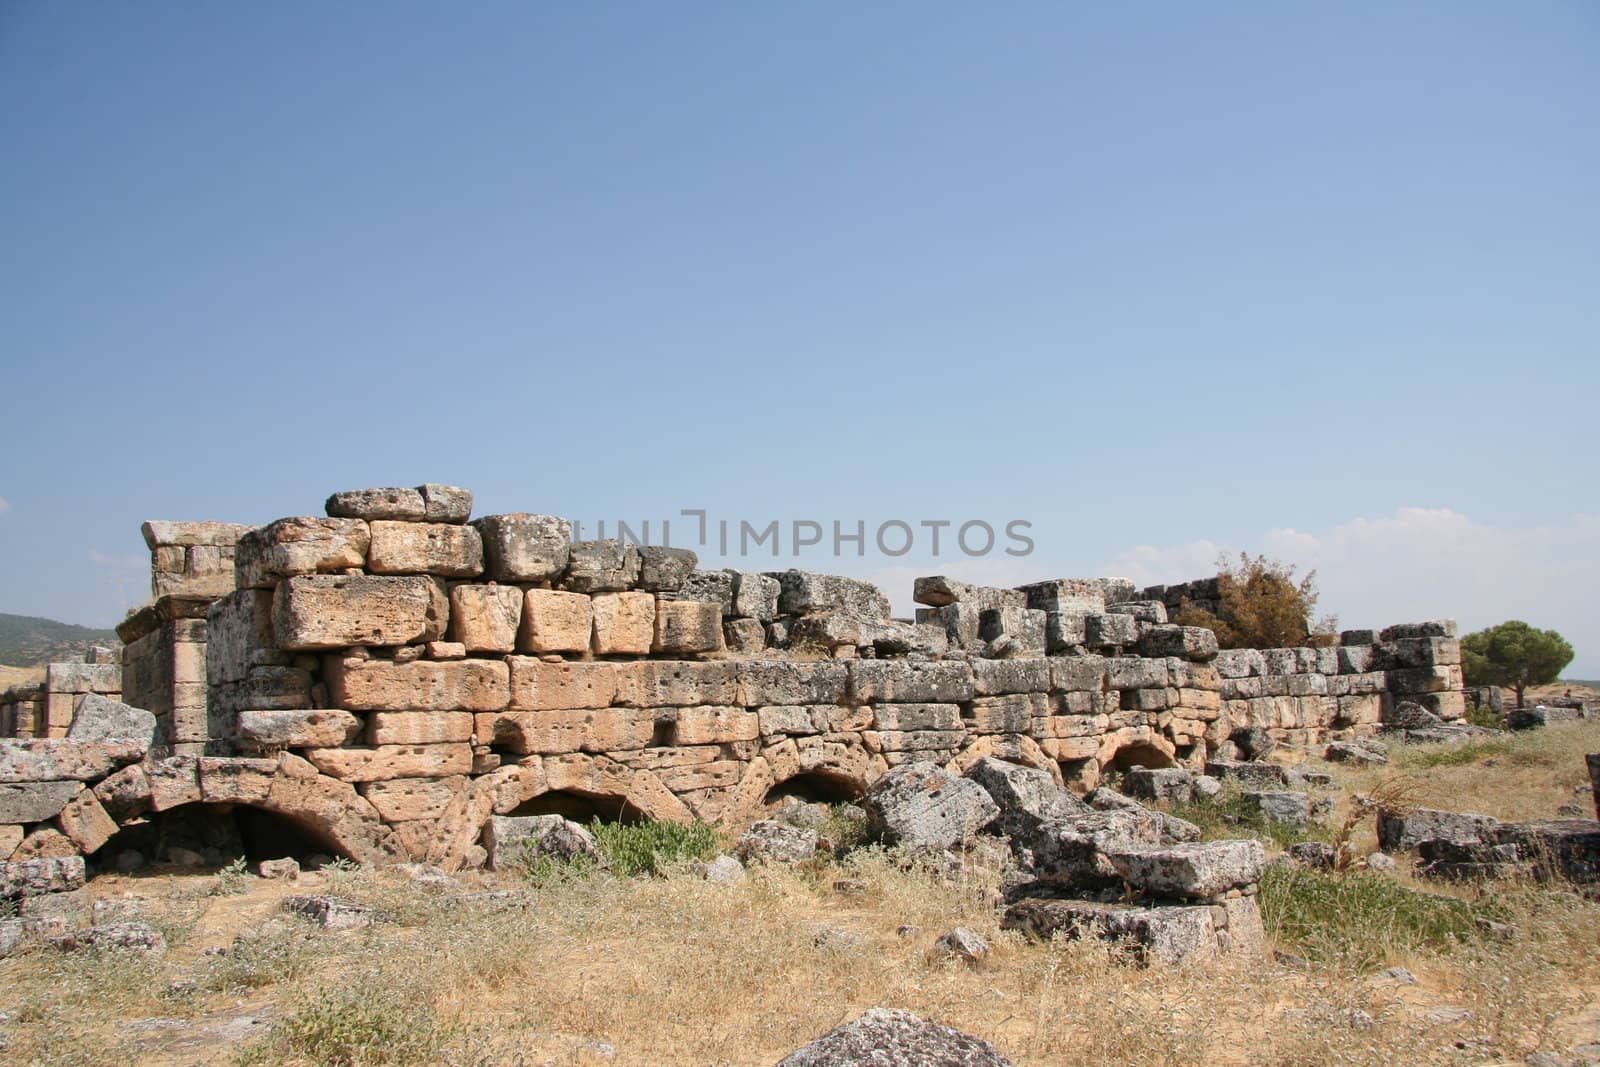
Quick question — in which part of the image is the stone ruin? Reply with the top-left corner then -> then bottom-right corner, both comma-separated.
0,483 -> 1479,942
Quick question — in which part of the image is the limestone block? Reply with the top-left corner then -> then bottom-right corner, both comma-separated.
448,584 -> 522,653
45,663 -> 122,694
325,487 -> 426,521
872,704 -> 962,732
1051,656 -> 1109,692
672,707 -> 759,746
972,659 -> 1052,696
1107,657 -> 1169,691
665,569 -> 736,614
916,603 -> 984,651
861,762 -> 999,850
513,589 -> 590,654
1045,612 -> 1087,653
366,712 -> 474,746
304,744 -> 472,782
65,695 -> 157,749
1017,579 -> 1106,616
1379,620 -> 1458,641
235,517 -> 370,589
731,572 -> 780,621
1108,600 -> 1168,624
979,606 -> 1048,652
367,521 -> 483,577
636,546 -> 698,592
274,574 -> 443,650
847,661 -> 974,704
0,739 -> 145,784
966,695 -> 1036,734
198,757 -> 279,804
759,705 -> 822,736
0,782 -> 83,824
482,709 -> 656,755
145,757 -> 201,811
591,592 -> 655,655
358,776 -> 466,822
652,600 -> 723,654
508,659 -> 619,710
238,708 -> 362,750
768,570 -> 889,618
1084,613 -> 1139,648
206,588 -> 274,687
0,856 -> 86,899
1139,626 -> 1220,662
912,576 -> 1026,610
724,618 -> 767,653
1002,899 -> 1216,965
473,514 -> 571,582
329,658 -> 510,712
47,789 -> 113,854
563,540 -> 641,593
615,661 -> 741,707
419,485 -> 474,523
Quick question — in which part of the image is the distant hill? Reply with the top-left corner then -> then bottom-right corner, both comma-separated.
0,613 -> 119,668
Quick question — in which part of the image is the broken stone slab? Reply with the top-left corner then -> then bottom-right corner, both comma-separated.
769,570 -> 890,619
562,540 -> 641,593
912,576 -> 1026,611
472,514 -> 571,582
733,820 -> 818,865
1376,808 -> 1499,853
482,814 -> 600,871
1491,819 -> 1600,885
235,517 -> 371,589
1002,898 -> 1216,965
0,781 -> 83,824
1086,788 -> 1201,844
1243,791 -> 1311,826
237,708 -> 362,750
273,574 -> 444,650
325,487 -> 427,522
283,895 -> 375,930
862,762 -> 1000,851
0,856 -> 87,899
1507,705 -> 1587,731
1019,808 -> 1166,889
1123,767 -> 1194,805
776,1008 -> 1012,1067
0,739 -> 146,784
1203,758 -> 1290,790
962,757 -> 1090,843
934,926 -> 990,964
730,571 -> 780,621
1324,740 -> 1388,765
636,546 -> 697,592
1107,839 -> 1265,899
64,694 -> 158,750
50,921 -> 166,956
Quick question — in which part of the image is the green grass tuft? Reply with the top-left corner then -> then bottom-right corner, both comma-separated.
591,818 -> 718,877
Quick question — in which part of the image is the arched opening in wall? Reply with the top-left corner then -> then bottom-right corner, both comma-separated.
1107,741 -> 1178,775
763,770 -> 864,808
505,790 -> 648,825
88,803 -> 346,875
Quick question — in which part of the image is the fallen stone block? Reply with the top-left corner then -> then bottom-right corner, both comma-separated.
963,757 -> 1089,841
1002,898 -> 1216,965
1123,767 -> 1194,805
1107,840 -> 1264,899
1243,791 -> 1310,826
934,926 -> 990,964
1203,758 -> 1289,789
51,921 -> 166,956
776,1008 -> 1012,1067
0,781 -> 83,824
54,789 -> 118,853
482,814 -> 599,870
733,820 -> 817,865
64,694 -> 158,748
1377,808 -> 1499,853
1492,819 -> 1600,885
1324,740 -> 1387,765
0,856 -> 86,899
283,895 -> 374,930
273,574 -> 444,650
235,517 -> 370,589
722,617 -> 766,653
862,762 -> 999,851
0,739 -> 146,784
473,514 -> 571,582
1507,705 -> 1587,731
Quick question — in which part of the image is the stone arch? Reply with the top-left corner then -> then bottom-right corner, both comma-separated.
762,766 -> 868,807
91,800 -> 346,872
1100,731 -> 1178,774
948,735 -> 1064,786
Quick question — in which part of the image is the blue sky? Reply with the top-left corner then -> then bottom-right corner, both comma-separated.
3,3 -> 1597,672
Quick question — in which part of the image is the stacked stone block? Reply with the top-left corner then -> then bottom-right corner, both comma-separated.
0,647 -> 122,740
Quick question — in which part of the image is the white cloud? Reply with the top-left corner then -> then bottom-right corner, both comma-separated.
1099,508 -> 1600,676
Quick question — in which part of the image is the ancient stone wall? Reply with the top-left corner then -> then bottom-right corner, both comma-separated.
0,484 -> 1467,873
0,647 -> 122,740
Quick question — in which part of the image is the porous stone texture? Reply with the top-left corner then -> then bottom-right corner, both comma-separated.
733,820 -> 818,865
448,584 -> 523,653
861,762 -> 999,850
519,589 -> 593,654
366,522 -> 483,577
482,814 -> 600,870
326,487 -> 427,521
777,1008 -> 1012,1067
563,540 -> 641,594
1107,840 -> 1265,899
273,575 -> 444,650
1002,898 -> 1216,965
236,517 -> 371,589
591,592 -> 655,655
637,547 -> 697,592
652,600 -> 723,654
473,514 -> 571,582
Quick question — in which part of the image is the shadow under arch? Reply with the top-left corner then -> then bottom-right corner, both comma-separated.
762,768 -> 866,807
89,801 -> 347,873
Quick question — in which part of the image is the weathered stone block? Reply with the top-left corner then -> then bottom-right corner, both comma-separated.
238,708 -> 362,749
615,661 -> 741,707
636,546 -> 697,592
1084,613 -> 1139,648
590,592 -> 655,655
304,744 -> 472,782
508,659 -> 618,711
966,695 -> 1035,734
563,540 -> 641,593
847,661 -> 974,704
473,514 -> 571,582
1002,899 -> 1216,965
723,617 -> 767,653
206,588 -> 274,687
66,695 -> 157,748
861,762 -> 998,850
325,487 -> 426,522
0,781 -> 82,824
1139,626 -> 1219,661
330,657 -> 510,712
419,485 -> 474,523
480,708 -> 656,755
1379,620 -> 1458,641
0,856 -> 86,899
1051,656 -> 1108,692
730,572 -> 781,621
235,517 -> 370,589
912,577 -> 1025,610
366,712 -> 474,746
518,589 -> 593,654
1045,611 -> 1087,653
673,707 -> 759,746
448,584 -> 522,653
358,776 -> 465,822
872,704 -> 962,732
198,757 -> 279,804
979,606 -> 1047,652
917,603 -> 985,650
1017,579 -> 1105,615
769,570 -> 889,619
274,574 -> 443,650
1108,840 -> 1263,899
652,600 -> 723,654
367,521 -> 483,577
0,739 -> 145,784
